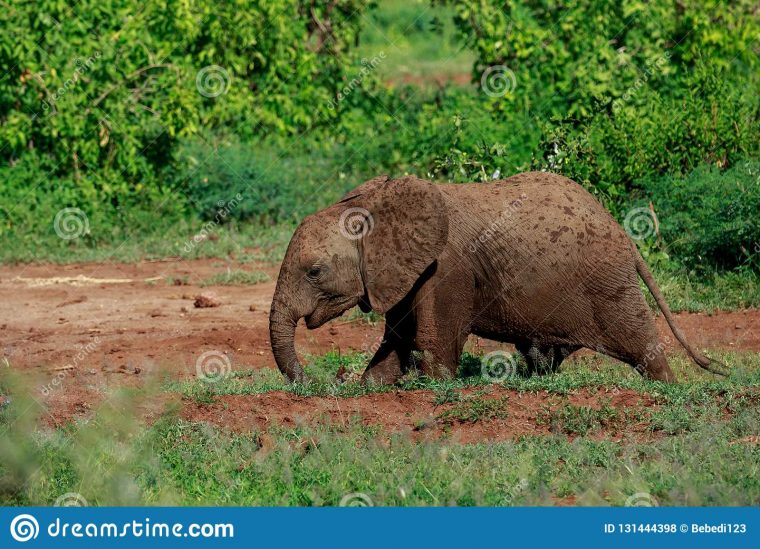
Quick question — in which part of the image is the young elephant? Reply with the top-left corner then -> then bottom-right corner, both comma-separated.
269,172 -> 724,384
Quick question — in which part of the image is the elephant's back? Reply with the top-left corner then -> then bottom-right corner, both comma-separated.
439,171 -> 630,253
438,173 -> 638,342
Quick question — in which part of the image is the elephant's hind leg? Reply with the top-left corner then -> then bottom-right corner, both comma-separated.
516,342 -> 579,376
588,285 -> 676,383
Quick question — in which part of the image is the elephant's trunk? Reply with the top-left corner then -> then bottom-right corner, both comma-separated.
269,296 -> 308,383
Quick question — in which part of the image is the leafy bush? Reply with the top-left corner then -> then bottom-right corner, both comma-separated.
441,0 -> 760,119
436,0 -> 760,199
631,159 -> 760,271
170,135 -> 367,224
1,0 -> 369,181
535,65 -> 760,203
0,153 -> 189,261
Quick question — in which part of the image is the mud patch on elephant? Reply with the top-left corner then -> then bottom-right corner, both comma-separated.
180,387 -> 661,444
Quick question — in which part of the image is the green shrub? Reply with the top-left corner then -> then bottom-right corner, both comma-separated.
631,159 -> 760,271
441,0 -> 759,119
0,154 -> 189,262
436,0 -> 760,199
170,136 -> 366,224
0,0 -> 369,182
534,65 -> 760,203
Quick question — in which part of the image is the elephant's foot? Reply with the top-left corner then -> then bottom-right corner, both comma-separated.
631,350 -> 676,383
516,343 -> 578,376
360,357 -> 404,385
360,342 -> 410,385
415,350 -> 458,379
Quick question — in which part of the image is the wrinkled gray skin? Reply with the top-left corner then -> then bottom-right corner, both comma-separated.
269,172 -> 724,384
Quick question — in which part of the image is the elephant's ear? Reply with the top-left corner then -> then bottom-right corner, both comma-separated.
356,176 -> 449,314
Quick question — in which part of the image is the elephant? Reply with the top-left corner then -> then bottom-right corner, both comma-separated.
269,172 -> 725,384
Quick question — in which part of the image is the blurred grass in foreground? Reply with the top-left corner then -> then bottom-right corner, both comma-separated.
1,351 -> 758,506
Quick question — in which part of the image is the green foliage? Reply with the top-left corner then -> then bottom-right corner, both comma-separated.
2,0 -> 759,287
0,152 -> 190,261
632,159 -> 760,271
199,269 -> 269,287
442,0 -> 759,119
437,395 -> 509,424
355,0 -> 474,83
1,0 -> 370,180
170,136 -> 362,224
537,402 -> 623,436
435,1 -> 760,198
536,66 -> 760,201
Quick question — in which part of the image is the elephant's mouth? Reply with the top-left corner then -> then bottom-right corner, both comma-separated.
305,297 -> 361,329
304,313 -> 319,329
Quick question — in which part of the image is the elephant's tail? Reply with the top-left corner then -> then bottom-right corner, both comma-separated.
634,250 -> 729,377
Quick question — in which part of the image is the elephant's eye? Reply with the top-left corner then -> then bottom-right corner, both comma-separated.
306,265 -> 322,279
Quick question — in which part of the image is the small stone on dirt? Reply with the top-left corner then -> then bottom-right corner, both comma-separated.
249,304 -> 256,312
194,293 -> 221,308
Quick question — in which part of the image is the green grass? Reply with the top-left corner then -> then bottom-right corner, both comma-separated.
1,351 -> 759,506
644,267 -> 760,313
0,220 -> 294,265
199,269 -> 270,286
537,402 -> 627,436
169,350 -> 760,400
437,395 -> 510,424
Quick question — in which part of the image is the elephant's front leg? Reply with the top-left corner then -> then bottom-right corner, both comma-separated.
412,270 -> 473,379
360,307 -> 415,385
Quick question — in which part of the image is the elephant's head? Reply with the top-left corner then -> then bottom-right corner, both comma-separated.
268,175 -> 449,382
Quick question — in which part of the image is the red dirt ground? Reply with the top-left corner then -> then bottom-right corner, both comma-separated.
181,386 -> 660,444
2,259 -> 758,434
